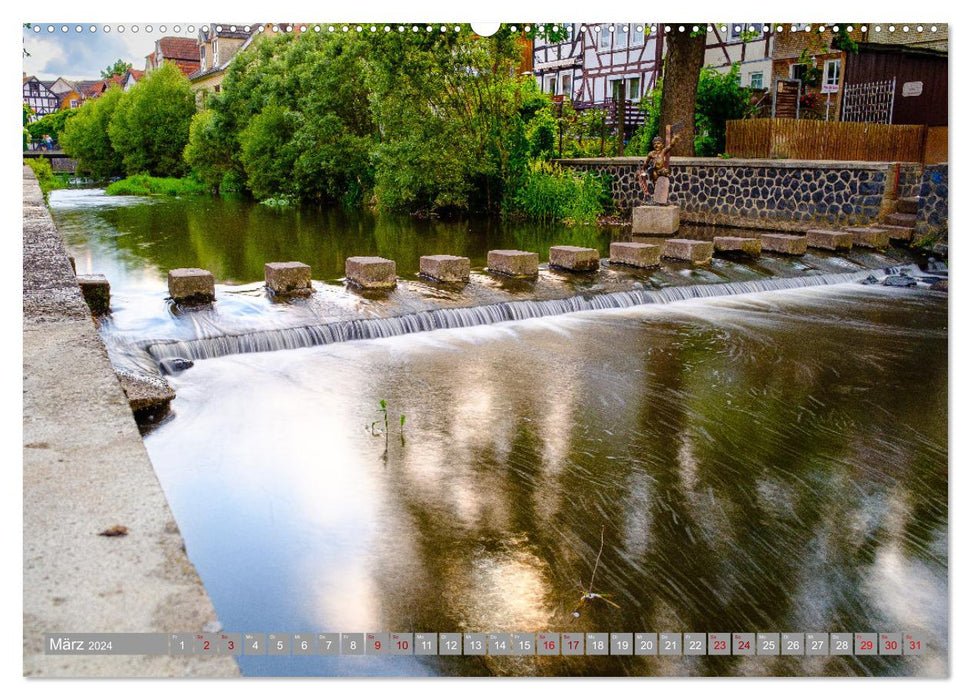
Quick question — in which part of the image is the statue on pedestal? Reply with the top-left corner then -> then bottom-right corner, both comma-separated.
636,125 -> 681,205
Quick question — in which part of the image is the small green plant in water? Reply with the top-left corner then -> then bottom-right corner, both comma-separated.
368,399 -> 407,444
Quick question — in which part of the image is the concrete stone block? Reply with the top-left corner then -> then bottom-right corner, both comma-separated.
116,371 -> 175,424
609,241 -> 661,268
419,255 -> 470,282
549,246 -> 600,272
713,236 -> 761,257
662,239 -> 713,264
168,268 -> 215,303
77,274 -> 110,315
265,261 -> 313,295
877,225 -> 914,242
806,230 -> 853,251
632,205 -> 680,235
760,233 -> 807,255
845,227 -> 890,249
346,256 -> 397,289
487,249 -> 539,277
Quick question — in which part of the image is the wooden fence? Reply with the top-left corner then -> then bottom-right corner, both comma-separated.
726,118 -> 927,163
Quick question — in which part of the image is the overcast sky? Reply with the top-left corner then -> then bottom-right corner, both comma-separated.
21,24 -> 203,81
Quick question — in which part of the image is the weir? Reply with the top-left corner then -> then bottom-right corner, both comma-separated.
141,269 -> 894,364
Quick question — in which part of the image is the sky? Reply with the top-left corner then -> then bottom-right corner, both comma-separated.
21,24 -> 203,81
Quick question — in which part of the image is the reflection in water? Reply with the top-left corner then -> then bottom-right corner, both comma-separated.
142,284 -> 947,677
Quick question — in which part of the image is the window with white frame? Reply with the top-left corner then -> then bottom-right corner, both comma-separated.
631,25 -> 645,46
561,73 -> 572,97
750,72 -> 763,89
822,59 -> 841,92
627,77 -> 641,100
547,77 -> 556,94
598,27 -> 610,51
616,25 -> 629,49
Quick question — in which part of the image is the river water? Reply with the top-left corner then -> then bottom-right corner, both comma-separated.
48,189 -> 948,677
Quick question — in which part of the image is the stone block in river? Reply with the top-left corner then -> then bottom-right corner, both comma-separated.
487,249 -> 539,277
713,236 -> 761,257
806,230 -> 853,251
168,268 -> 215,303
346,256 -> 397,289
265,261 -> 313,295
877,225 -> 914,242
760,233 -> 807,255
77,274 -> 110,315
609,241 -> 661,268
549,246 -> 600,272
845,227 -> 890,249
662,239 -> 713,265
116,371 -> 175,425
419,255 -> 470,282
632,205 -> 680,235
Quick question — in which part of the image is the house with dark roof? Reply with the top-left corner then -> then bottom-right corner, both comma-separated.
146,37 -> 201,77
189,24 -> 256,100
22,75 -> 59,120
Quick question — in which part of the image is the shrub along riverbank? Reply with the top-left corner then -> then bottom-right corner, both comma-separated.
104,175 -> 209,197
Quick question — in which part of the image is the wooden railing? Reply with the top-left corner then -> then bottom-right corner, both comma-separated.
726,118 -> 928,162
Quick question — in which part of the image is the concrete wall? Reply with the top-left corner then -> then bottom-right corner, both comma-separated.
915,163 -> 948,250
558,156 -> 924,231
22,166 -> 238,677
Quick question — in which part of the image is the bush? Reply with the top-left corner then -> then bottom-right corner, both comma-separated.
105,174 -> 208,196
60,88 -> 124,179
694,64 -> 753,156
108,63 -> 197,176
25,158 -> 66,195
26,109 -> 78,144
237,106 -> 301,201
183,109 -> 235,191
511,161 -> 608,223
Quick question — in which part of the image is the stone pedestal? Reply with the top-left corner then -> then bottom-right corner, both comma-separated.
487,250 -> 539,277
346,256 -> 397,289
420,255 -> 470,282
265,261 -> 313,295
168,268 -> 215,304
713,236 -> 761,257
609,242 -> 661,268
653,176 -> 671,204
760,233 -> 807,255
662,239 -> 713,264
77,274 -> 110,315
549,246 -> 600,272
845,227 -> 890,249
805,230 -> 853,251
632,205 -> 680,235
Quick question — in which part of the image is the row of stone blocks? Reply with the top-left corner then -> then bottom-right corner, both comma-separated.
167,262 -> 314,303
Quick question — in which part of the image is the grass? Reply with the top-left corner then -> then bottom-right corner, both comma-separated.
105,174 -> 209,197
511,161 -> 609,224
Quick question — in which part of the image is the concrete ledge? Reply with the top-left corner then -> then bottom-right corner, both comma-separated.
878,224 -> 915,242
22,166 -> 238,678
557,156 -> 920,170
662,239 -> 713,264
419,255 -> 470,282
760,233 -> 807,255
609,242 -> 661,268
549,246 -> 600,272
806,229 -> 854,251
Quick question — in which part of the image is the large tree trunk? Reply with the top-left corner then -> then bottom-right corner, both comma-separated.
659,27 -> 707,157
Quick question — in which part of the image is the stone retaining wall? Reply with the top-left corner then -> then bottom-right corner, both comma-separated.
915,163 -> 948,250
558,157 -> 924,232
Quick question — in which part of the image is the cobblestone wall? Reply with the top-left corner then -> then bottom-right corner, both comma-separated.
915,163 -> 948,249
558,157 -> 923,231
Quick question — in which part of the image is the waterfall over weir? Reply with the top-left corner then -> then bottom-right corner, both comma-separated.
141,270 -> 887,364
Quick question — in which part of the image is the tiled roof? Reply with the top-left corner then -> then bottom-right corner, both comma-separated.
158,37 -> 201,62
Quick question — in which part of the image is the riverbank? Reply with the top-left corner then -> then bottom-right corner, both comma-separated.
22,166 -> 238,677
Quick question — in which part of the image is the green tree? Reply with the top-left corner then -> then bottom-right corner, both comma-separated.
102,59 -> 133,79
26,108 -> 78,143
60,87 -> 124,178
108,62 -> 196,176
183,109 -> 236,191
238,105 -> 301,200
694,64 -> 753,156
